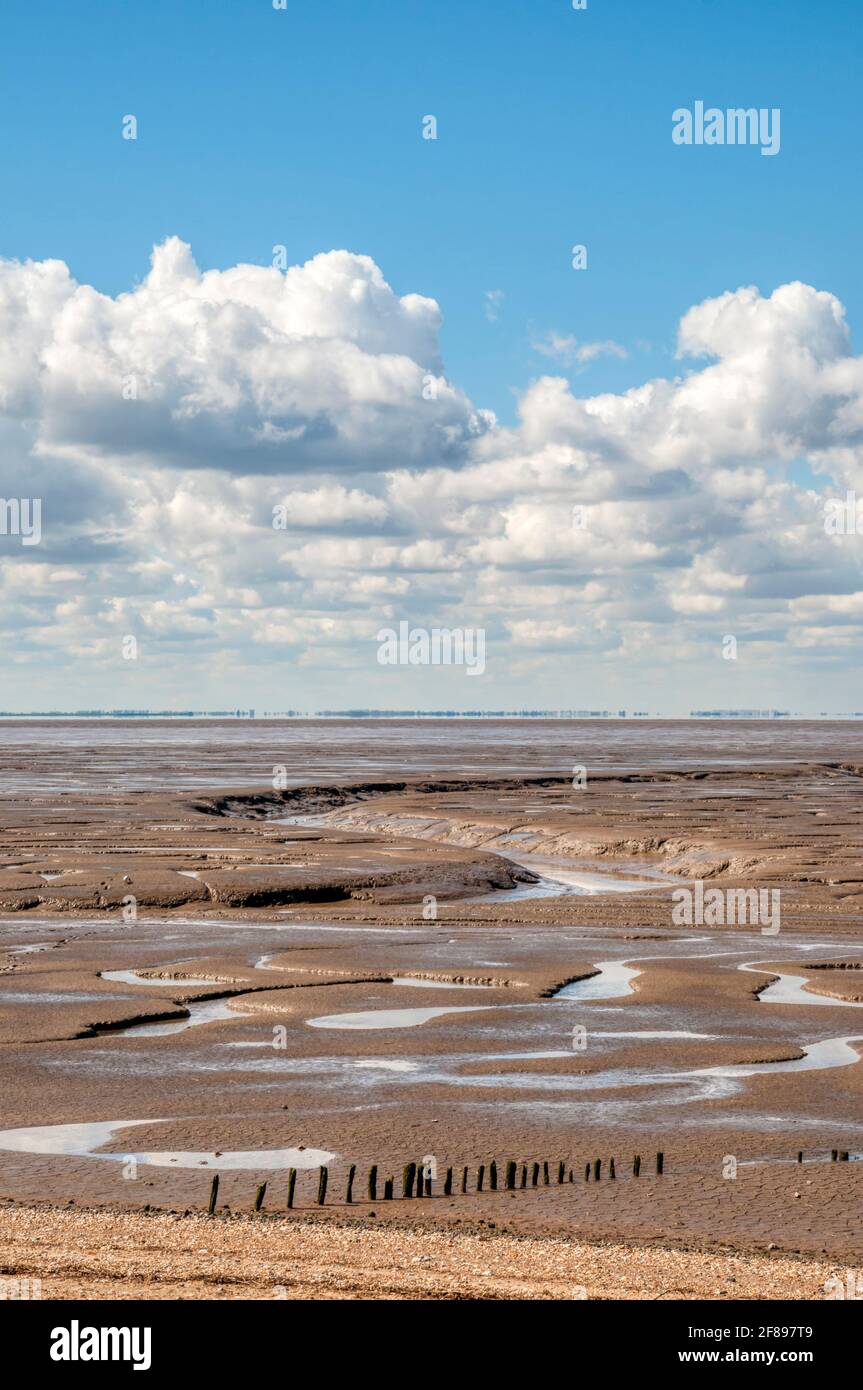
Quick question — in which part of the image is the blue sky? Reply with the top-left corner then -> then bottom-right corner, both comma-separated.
2,0 -> 859,426
0,0 -> 861,713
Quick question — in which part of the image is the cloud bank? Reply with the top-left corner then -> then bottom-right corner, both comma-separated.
1,239 -> 861,709
0,237 -> 489,474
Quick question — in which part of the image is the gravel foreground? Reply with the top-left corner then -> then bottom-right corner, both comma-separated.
0,1204 -> 840,1301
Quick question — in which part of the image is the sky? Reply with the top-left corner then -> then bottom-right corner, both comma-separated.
0,0 -> 861,713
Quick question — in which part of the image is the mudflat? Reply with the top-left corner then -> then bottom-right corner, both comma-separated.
1,719 -> 861,1299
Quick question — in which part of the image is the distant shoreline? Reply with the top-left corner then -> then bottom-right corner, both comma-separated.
0,712 -> 861,723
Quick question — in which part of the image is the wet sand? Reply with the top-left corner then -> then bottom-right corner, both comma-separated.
1,720 -> 862,1297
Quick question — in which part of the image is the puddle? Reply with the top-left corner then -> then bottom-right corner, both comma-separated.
109,996 -> 254,1038
438,1034 -> 863,1097
548,939 -> 801,1006
554,962 -> 641,1000
462,876 -> 571,903
593,1029 -> 716,1040
740,962 -> 863,1008
353,1059 -> 419,1072
682,1035 -> 863,1080
307,1004 -> 491,1030
101,968 -> 219,988
471,852 -> 678,902
0,1118 -> 335,1170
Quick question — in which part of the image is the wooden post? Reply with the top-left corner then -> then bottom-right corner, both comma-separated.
593,1158 -> 601,1181
444,1167 -> 453,1196
520,1164 -> 527,1189
346,1164 -> 356,1203
402,1162 -> 417,1199
633,1154 -> 641,1177
505,1160 -> 517,1190
207,1174 -> 219,1216
253,1181 -> 267,1212
797,1151 -> 803,1164
317,1166 -> 328,1206
287,1168 -> 297,1209
557,1160 -> 565,1184
477,1164 -> 485,1193
489,1160 -> 498,1191
656,1151 -> 664,1176
531,1162 -> 540,1187
368,1164 -> 378,1201
461,1166 -> 468,1194
543,1161 -> 550,1186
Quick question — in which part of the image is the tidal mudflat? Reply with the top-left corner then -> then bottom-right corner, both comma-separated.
1,718 -> 862,1296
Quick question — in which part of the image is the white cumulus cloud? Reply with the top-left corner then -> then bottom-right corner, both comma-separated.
2,246 -> 863,708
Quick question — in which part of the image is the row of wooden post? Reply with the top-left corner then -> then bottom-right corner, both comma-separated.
206,1151 -> 665,1214
796,1149 -> 851,1163
205,1145 -> 859,1214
